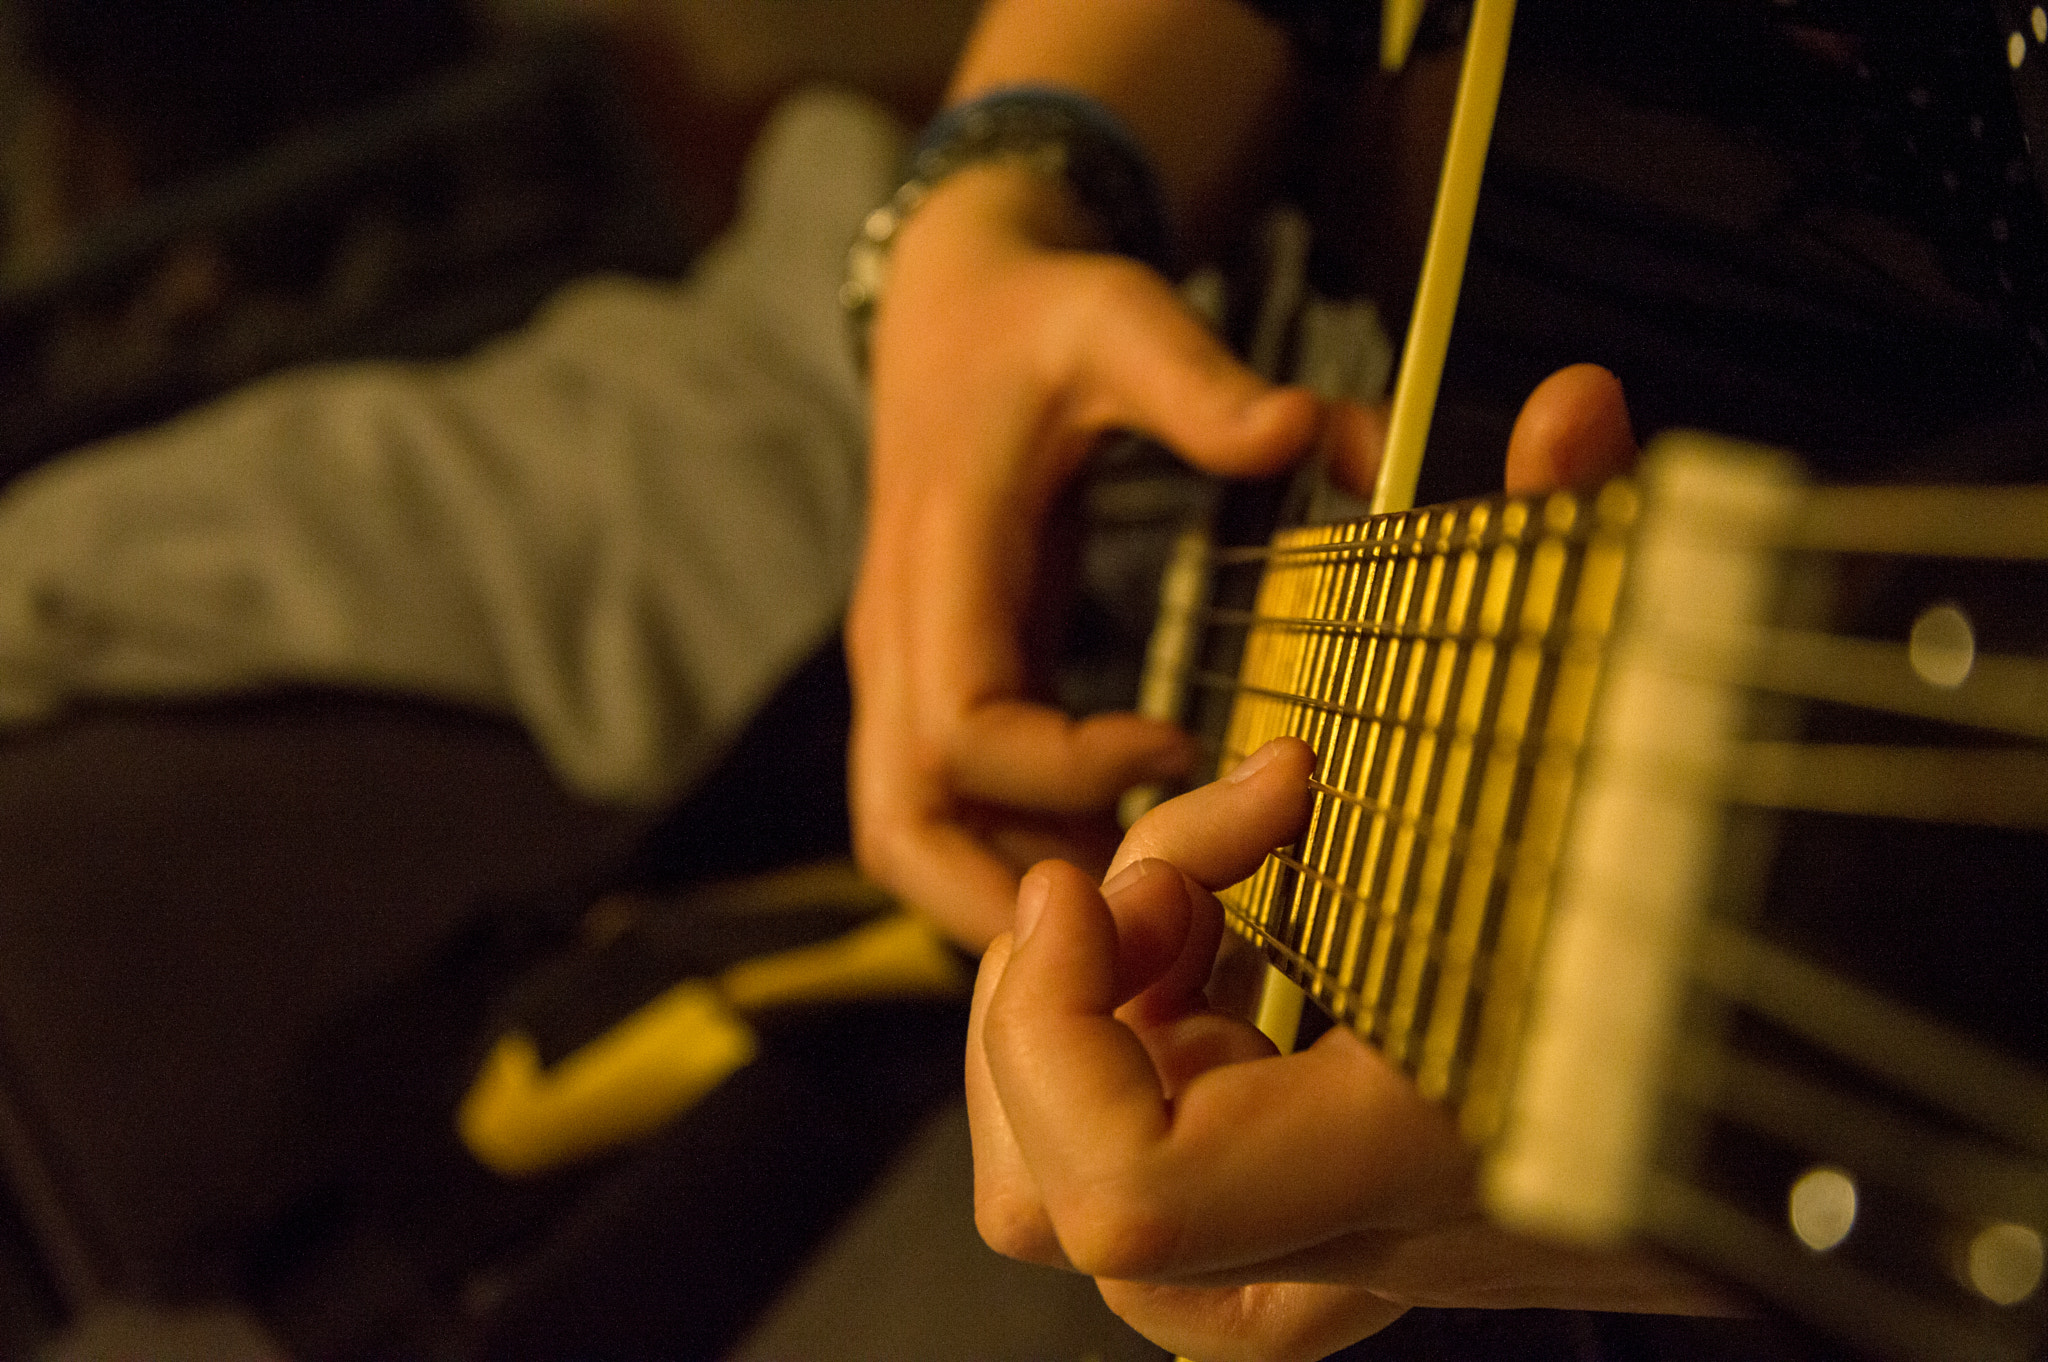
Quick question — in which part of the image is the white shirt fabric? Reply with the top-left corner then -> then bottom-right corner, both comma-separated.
0,87 -> 903,806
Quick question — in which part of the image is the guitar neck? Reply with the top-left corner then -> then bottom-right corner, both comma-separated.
1209,458 -> 1631,1138
1180,432 -> 2048,1362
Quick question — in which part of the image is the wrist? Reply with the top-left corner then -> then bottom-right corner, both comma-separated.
842,85 -> 1170,371
894,160 -> 1105,262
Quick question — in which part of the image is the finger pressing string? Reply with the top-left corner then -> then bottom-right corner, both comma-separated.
1110,736 -> 1315,888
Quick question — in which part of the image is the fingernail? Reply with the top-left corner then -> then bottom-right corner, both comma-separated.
1224,738 -> 1284,784
1100,858 -> 1155,902
1014,866 -> 1050,944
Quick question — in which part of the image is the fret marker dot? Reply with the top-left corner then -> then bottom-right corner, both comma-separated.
1968,1223 -> 2044,1306
1789,1167 -> 1858,1252
2035,7 -> 2046,43
1909,603 -> 1976,689
2013,31 -> 2029,68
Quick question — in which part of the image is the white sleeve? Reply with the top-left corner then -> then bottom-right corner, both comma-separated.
0,87 -> 904,806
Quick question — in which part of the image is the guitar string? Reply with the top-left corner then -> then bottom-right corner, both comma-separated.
1238,852 -> 2048,1129
1196,627 -> 2048,745
1241,524 -> 1425,1014
1197,604 -> 1579,644
1214,522 -> 1552,1061
1302,538 -> 1422,991
1310,536 -> 1441,1024
1199,716 -> 2048,833
1207,505 -> 1580,565
1246,847 -> 1485,1030
1187,627 -> 2048,787
1216,506 -> 1546,1038
1212,739 -> 2048,1062
1186,636 -> 2048,1052
1172,496 -> 2048,1111
1207,487 -> 2048,568
1376,518 -> 1506,1062
1342,528 -> 1473,1044
1661,1038 -> 2048,1224
1285,536 -> 1371,986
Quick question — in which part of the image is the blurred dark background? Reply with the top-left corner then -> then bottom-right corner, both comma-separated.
0,3 -> 1110,1360
0,0 -> 978,481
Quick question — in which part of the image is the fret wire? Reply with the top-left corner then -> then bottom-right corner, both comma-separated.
1424,519 -> 1609,1100
1323,516 -> 1420,979
1286,532 -> 1368,966
1332,532 -> 1428,1008
1300,526 -> 1367,944
1257,849 -> 1415,1035
1352,537 -> 1441,1019
1223,898 -> 1381,1038
1264,524 -> 1336,945
1407,520 -> 1539,1095
1236,522 -> 1318,946
1384,526 -> 1495,1068
1359,515 -> 1470,1040
1344,512 -> 1438,1022
1462,522 -> 1615,1141
1296,531 -> 1372,955
1321,521 -> 1401,957
1210,481 -> 2048,572
1235,846 -> 1536,1035
1209,507 -> 1583,566
1412,641 -> 1517,1097
1224,521 -> 1329,933
1318,528 -> 1398,967
1197,605 -> 1540,644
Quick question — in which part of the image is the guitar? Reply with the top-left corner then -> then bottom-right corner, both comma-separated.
1153,434 -> 2048,1362
1112,3 -> 2048,1359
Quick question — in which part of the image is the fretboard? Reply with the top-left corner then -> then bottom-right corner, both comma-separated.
1206,468 -> 1631,1141
1183,432 -> 2048,1362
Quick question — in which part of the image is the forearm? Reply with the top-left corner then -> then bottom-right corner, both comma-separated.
945,0 -> 1295,256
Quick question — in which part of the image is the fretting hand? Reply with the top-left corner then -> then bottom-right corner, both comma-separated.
963,366 -> 1744,1361
849,158 -> 1383,949
967,732 -> 1734,1362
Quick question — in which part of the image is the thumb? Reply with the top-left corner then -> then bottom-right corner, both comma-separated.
1069,259 -> 1322,478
